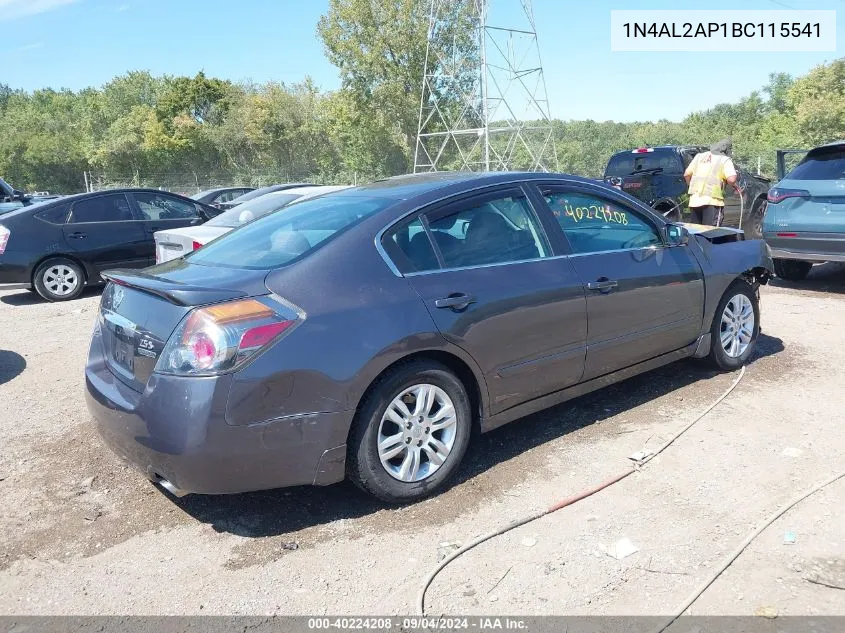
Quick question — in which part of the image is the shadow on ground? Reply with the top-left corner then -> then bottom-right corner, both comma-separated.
0,349 -> 26,385
172,333 -> 785,539
0,286 -> 102,307
770,262 -> 845,295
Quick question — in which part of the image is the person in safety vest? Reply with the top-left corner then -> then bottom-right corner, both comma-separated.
683,139 -> 737,226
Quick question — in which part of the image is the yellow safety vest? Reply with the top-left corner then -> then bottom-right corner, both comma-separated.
688,152 -> 729,203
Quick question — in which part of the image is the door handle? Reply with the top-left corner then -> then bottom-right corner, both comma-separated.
67,232 -> 87,239
586,278 -> 618,293
434,293 -> 476,310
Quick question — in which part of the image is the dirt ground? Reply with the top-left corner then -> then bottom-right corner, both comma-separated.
1,265 -> 844,617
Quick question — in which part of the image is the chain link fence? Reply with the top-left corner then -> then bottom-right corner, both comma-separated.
84,171 -> 371,196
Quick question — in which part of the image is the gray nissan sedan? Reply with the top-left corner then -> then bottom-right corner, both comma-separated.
85,172 -> 773,503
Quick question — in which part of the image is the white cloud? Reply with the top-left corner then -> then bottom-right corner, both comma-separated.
115,3 -> 129,11
14,42 -> 45,52
0,0 -> 78,22
2,41 -> 45,56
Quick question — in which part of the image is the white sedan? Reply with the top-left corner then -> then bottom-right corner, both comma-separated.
153,185 -> 348,264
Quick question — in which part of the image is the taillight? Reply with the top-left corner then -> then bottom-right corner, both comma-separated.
155,298 -> 299,376
192,240 -> 203,251
0,225 -> 9,255
767,188 -> 811,204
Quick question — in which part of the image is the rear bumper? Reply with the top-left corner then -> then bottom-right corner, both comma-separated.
85,340 -> 353,495
764,231 -> 845,263
768,247 -> 845,263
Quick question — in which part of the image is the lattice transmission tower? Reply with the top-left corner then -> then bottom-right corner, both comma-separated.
413,0 -> 558,173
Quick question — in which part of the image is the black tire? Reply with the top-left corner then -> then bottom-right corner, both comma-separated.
774,259 -> 813,282
742,199 -> 766,239
347,360 -> 472,503
33,257 -> 86,302
708,280 -> 760,371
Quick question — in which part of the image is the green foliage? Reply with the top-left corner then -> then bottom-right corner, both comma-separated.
0,43 -> 842,194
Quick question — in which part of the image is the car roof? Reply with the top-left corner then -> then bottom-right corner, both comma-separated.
330,171 -> 603,201
812,140 -> 845,150
0,188 -> 191,220
229,183 -> 313,203
195,186 -> 250,195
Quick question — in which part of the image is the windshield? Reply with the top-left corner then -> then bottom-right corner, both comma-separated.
787,146 -> 845,180
187,195 -> 392,269
605,150 -> 681,177
205,193 -> 301,227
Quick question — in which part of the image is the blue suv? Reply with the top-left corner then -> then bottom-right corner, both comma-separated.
763,141 -> 845,280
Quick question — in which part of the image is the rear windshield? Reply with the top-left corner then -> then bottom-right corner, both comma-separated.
787,146 -> 845,180
205,193 -> 301,228
186,195 -> 392,269
605,150 -> 682,177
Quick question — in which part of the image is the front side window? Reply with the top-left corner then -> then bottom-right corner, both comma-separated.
424,194 -> 549,269
543,190 -> 661,254
134,192 -> 198,221
69,194 -> 134,223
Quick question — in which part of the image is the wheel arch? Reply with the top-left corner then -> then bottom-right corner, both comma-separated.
349,348 -> 487,439
30,253 -> 91,287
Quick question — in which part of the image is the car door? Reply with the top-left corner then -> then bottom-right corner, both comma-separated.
537,184 -> 704,381
128,191 -> 205,265
385,186 -> 587,415
62,193 -> 148,274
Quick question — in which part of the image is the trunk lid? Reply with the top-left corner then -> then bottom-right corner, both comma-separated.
97,261 -> 270,392
154,226 -> 230,263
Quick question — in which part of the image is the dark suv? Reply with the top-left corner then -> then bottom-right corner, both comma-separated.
0,177 -> 59,214
603,146 -> 771,238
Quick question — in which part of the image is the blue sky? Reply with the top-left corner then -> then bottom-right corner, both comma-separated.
0,0 -> 842,122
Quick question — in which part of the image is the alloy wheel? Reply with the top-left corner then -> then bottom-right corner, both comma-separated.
720,293 -> 755,358
377,383 -> 457,483
43,265 -> 79,297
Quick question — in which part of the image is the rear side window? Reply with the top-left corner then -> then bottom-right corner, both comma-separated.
34,203 -> 69,225
69,194 -> 134,223
384,218 -> 437,273
422,194 -> 549,270
787,146 -> 845,180
187,195 -> 392,269
605,150 -> 682,177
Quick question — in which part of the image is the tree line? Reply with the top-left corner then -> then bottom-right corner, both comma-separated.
0,0 -> 842,194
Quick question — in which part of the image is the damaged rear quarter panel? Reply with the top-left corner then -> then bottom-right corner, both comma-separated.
683,225 -> 774,332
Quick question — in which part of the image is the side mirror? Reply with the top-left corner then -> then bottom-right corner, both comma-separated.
12,189 -> 25,200
666,223 -> 689,246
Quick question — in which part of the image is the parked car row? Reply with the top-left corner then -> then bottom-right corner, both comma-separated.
0,183 -> 337,301
156,185 -> 348,263
605,140 -> 845,282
